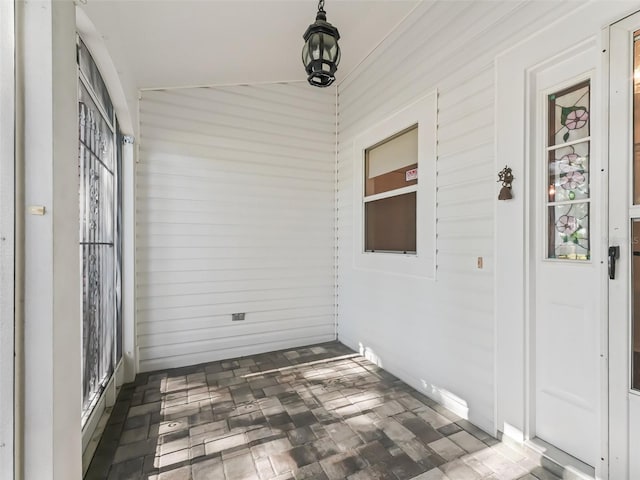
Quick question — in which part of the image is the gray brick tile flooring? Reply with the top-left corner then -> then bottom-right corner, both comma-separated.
85,342 -> 560,480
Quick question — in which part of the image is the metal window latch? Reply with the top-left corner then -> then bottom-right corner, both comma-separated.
608,246 -> 620,280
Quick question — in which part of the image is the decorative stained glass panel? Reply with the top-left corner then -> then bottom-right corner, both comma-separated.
547,202 -> 589,260
546,79 -> 591,261
548,80 -> 590,147
548,142 -> 590,202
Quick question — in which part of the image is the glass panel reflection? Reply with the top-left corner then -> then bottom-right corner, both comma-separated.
632,220 -> 640,391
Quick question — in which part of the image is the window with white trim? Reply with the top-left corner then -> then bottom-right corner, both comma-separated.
354,92 -> 437,278
364,125 -> 418,254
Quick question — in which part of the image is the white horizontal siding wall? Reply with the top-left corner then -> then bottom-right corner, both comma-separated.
137,83 -> 336,372
337,0 -> 580,434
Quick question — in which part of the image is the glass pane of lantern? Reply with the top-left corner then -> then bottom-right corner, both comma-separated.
310,34 -> 321,60
548,141 -> 590,202
548,80 -> 590,147
547,202 -> 590,260
302,43 -> 310,64
323,36 -> 336,60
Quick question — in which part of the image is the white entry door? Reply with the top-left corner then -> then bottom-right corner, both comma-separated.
609,12 -> 640,479
530,43 -> 601,466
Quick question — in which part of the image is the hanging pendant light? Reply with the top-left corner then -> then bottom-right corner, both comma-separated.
302,0 -> 341,87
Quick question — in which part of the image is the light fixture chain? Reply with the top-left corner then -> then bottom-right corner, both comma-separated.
318,0 -> 325,12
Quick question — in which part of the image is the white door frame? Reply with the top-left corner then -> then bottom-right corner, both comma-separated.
523,38 -> 606,474
0,0 -> 15,477
607,11 -> 640,479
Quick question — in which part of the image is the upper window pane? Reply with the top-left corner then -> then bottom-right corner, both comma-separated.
548,80 -> 590,147
78,38 -> 114,123
365,126 -> 418,196
633,31 -> 640,204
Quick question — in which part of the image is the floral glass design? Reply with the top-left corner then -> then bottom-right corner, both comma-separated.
548,203 -> 590,260
548,143 -> 590,202
546,80 -> 590,260
548,80 -> 590,146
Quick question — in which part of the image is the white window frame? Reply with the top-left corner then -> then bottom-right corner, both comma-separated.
364,126 -> 418,253
353,91 -> 437,278
0,0 -> 14,476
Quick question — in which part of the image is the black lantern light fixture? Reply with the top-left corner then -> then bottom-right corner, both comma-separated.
302,0 -> 341,87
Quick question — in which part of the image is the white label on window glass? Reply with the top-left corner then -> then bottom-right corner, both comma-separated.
406,168 -> 418,181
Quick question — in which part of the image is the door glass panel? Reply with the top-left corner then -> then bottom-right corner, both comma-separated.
546,80 -> 591,260
633,31 -> 640,204
632,220 -> 640,391
547,202 -> 590,260
548,143 -> 590,202
548,80 -> 590,146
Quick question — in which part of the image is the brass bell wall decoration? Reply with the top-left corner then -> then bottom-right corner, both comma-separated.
497,166 -> 514,200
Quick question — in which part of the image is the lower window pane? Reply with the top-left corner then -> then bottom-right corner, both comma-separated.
365,192 -> 416,253
547,202 -> 590,260
632,220 -> 640,391
82,243 -> 115,419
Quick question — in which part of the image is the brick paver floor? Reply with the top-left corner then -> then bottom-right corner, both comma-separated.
85,342 -> 562,480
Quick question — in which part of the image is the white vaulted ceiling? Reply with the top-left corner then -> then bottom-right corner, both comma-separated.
79,0 -> 420,89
